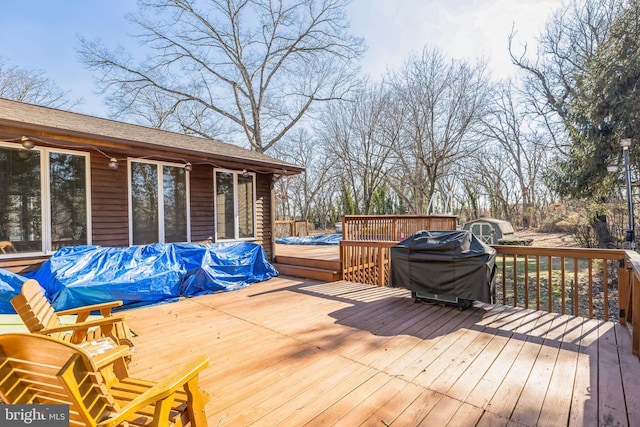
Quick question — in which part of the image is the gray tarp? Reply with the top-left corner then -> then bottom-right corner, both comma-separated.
389,230 -> 496,304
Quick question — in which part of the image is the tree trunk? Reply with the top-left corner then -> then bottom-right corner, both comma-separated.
592,214 -> 615,248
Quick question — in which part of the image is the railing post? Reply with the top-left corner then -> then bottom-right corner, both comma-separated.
377,247 -> 384,287
619,258 -> 630,326
622,250 -> 640,357
633,267 -> 640,356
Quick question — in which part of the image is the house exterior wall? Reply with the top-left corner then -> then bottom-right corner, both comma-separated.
256,173 -> 273,260
90,151 -> 129,247
189,164 -> 215,243
89,155 -> 276,252
0,98 -> 303,274
1,148 -> 278,273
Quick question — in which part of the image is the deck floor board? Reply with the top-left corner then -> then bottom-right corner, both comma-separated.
122,277 -> 639,426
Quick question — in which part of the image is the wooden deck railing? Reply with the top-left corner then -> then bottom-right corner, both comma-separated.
342,215 -> 457,241
340,240 -> 396,287
340,234 -> 640,356
622,250 -> 640,356
493,246 -> 625,321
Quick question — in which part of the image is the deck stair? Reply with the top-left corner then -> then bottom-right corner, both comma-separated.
273,255 -> 342,282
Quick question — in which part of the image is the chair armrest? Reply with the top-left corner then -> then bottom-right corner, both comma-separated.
56,300 -> 123,317
97,355 -> 209,427
87,343 -> 131,384
85,344 -> 130,368
40,314 -> 127,334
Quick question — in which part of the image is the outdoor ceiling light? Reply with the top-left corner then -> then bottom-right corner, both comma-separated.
108,157 -> 119,170
184,162 -> 193,172
20,136 -> 35,150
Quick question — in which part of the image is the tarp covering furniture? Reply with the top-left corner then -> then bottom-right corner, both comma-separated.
390,230 -> 496,309
0,268 -> 26,314
276,234 -> 342,245
0,242 -> 278,313
175,242 -> 279,297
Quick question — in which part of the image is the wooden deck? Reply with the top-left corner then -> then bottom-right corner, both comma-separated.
124,276 -> 640,426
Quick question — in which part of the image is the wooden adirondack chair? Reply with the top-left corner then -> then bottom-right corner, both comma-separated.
0,333 -> 209,427
10,279 -> 134,349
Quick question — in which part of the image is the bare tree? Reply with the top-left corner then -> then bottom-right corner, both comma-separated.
460,148 -> 521,222
509,0 -> 625,246
388,48 -> 491,214
78,0 -> 364,153
0,58 -> 81,109
480,80 -> 550,228
509,0 -> 619,151
272,128 -> 335,223
320,81 -> 396,214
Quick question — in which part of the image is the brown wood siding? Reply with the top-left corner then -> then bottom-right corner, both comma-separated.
189,165 -> 215,242
90,153 -> 130,247
255,173 -> 273,260
1,147 -> 278,271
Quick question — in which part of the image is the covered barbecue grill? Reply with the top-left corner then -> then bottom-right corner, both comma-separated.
390,230 -> 496,310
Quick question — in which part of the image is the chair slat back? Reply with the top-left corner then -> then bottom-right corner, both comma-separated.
11,279 -> 62,334
58,353 -> 118,426
0,333 -> 208,427
0,333 -> 115,426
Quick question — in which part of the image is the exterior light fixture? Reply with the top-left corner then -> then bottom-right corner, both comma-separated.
620,138 -> 635,248
20,136 -> 35,150
184,162 -> 192,172
108,157 -> 119,170
609,138 -> 636,248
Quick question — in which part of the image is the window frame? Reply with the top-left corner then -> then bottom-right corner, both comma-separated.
214,169 -> 257,241
0,142 -> 92,257
127,158 -> 191,246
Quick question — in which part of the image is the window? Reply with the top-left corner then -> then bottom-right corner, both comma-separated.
215,170 -> 255,240
129,159 -> 190,245
0,144 -> 90,255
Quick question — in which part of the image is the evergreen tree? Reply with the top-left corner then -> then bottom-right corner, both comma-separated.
551,1 -> 640,199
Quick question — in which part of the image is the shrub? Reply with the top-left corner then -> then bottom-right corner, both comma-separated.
497,237 -> 534,246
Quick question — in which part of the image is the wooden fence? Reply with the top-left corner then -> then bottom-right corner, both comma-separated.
342,215 -> 457,241
275,220 -> 309,238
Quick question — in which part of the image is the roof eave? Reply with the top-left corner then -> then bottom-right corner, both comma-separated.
0,118 -> 304,176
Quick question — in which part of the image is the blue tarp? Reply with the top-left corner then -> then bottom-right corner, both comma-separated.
175,242 -> 279,297
276,234 -> 342,245
0,268 -> 27,313
1,242 -> 278,313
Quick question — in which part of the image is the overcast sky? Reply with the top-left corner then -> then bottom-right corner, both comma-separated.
0,0 -> 563,117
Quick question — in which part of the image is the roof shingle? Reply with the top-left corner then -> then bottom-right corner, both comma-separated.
0,98 -> 303,174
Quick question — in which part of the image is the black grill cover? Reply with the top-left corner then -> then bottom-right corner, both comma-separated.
390,230 -> 496,303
